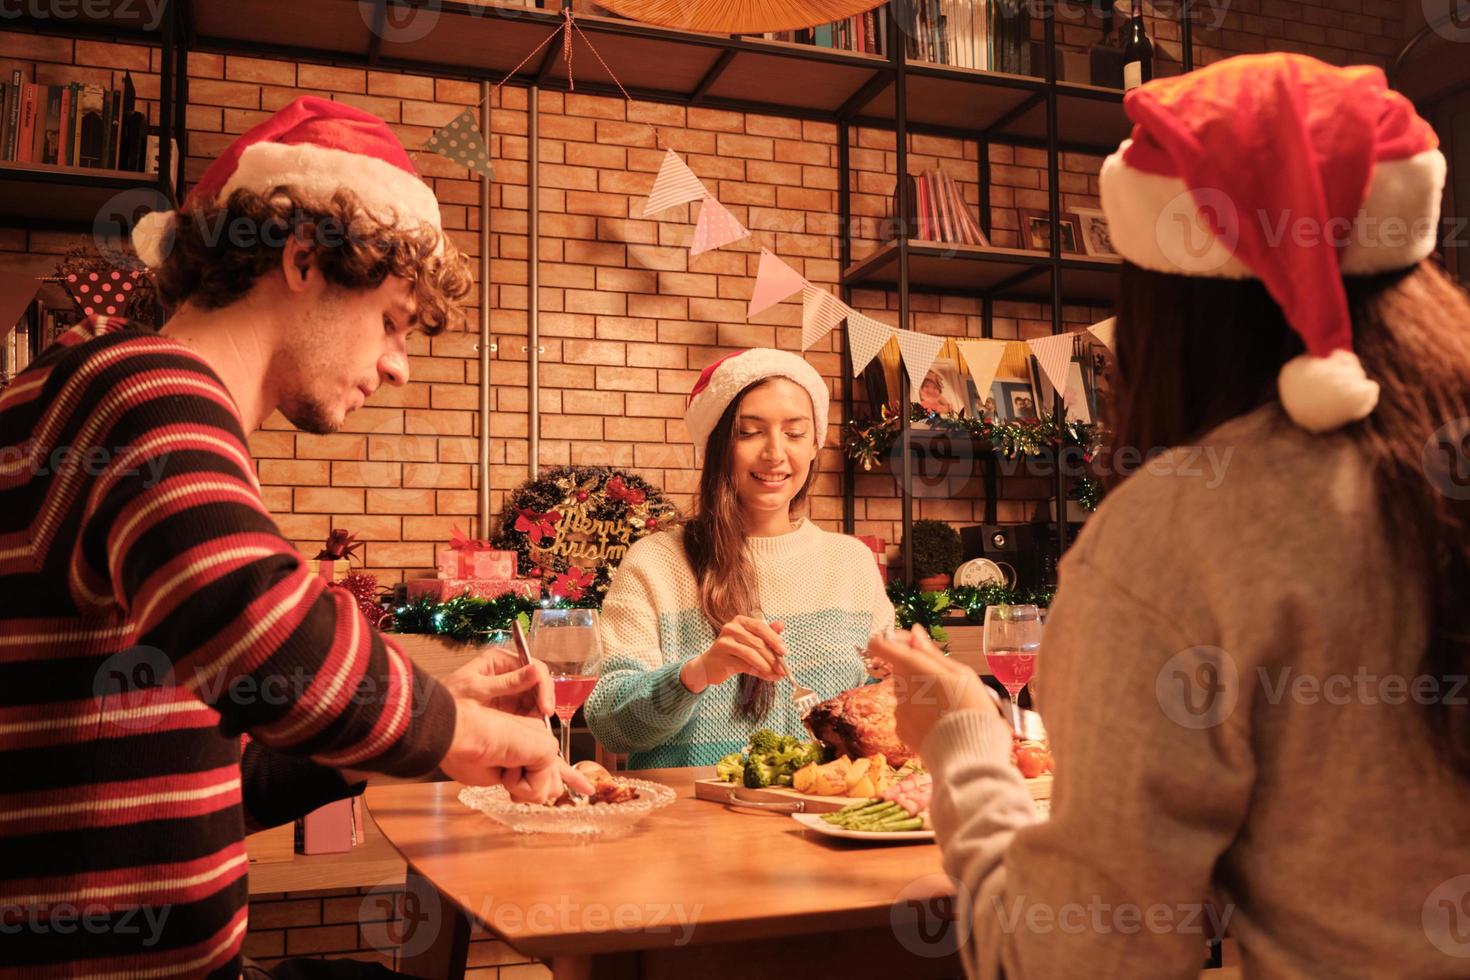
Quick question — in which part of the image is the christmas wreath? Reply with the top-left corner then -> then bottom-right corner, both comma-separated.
493,465 -> 680,605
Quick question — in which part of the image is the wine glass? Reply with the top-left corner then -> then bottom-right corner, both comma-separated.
529,608 -> 603,762
983,604 -> 1042,732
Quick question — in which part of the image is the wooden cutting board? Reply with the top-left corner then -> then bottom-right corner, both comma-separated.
694,773 -> 1051,814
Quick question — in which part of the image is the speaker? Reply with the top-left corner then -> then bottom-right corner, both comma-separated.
961,524 -> 1053,593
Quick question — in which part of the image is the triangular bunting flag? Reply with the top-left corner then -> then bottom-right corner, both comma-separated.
748,248 -> 807,317
846,311 -> 895,377
62,268 -> 141,319
690,195 -> 748,257
955,339 -> 1009,402
893,329 -> 948,395
424,108 -> 494,180
1088,316 -> 1116,351
643,148 -> 707,217
801,285 -> 849,351
1027,334 -> 1075,408
0,271 -> 39,338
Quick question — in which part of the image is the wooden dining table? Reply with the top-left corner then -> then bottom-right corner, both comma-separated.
364,767 -> 965,979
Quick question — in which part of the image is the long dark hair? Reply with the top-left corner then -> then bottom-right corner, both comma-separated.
681,378 -> 819,721
1109,261 -> 1470,777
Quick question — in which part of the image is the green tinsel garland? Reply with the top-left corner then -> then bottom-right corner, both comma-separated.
1074,473 -> 1104,512
842,402 -> 1101,471
388,591 -> 595,646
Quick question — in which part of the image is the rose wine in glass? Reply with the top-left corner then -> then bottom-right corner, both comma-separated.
984,604 -> 1041,731
529,608 -> 603,761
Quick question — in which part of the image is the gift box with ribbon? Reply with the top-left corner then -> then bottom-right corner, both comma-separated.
436,526 -> 517,580
310,529 -> 362,583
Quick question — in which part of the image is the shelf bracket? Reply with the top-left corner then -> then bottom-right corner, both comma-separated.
982,92 -> 1044,142
691,49 -> 736,105
836,69 -> 892,122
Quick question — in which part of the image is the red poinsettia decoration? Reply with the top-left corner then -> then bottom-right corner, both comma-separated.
549,566 -> 596,602
314,528 -> 363,562
606,475 -> 646,506
515,507 -> 562,545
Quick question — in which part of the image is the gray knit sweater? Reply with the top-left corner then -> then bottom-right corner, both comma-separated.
924,402 -> 1470,978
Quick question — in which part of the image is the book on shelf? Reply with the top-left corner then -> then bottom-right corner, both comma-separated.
0,70 -> 151,173
757,1 -> 1031,72
888,169 -> 989,247
2,295 -> 81,388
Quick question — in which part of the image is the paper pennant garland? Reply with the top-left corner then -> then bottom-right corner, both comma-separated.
846,311 -> 895,376
893,329 -> 948,395
955,339 -> 1010,401
1027,334 -> 1075,407
1088,316 -> 1116,351
0,271 -> 39,338
63,268 -> 140,319
801,284 -> 849,351
643,148 -> 707,217
425,108 -> 494,180
748,248 -> 807,317
690,195 -> 748,257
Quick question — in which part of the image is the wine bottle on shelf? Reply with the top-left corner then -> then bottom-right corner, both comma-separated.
1122,0 -> 1153,90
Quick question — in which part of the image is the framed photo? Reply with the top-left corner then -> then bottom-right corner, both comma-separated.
1017,208 -> 1084,255
1029,333 -> 1104,424
913,348 -> 973,419
964,342 -> 1038,423
1072,207 -> 1116,256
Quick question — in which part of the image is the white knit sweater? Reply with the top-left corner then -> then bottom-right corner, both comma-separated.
584,518 -> 895,768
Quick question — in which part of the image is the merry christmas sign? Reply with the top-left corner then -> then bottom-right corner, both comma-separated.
494,466 -> 679,603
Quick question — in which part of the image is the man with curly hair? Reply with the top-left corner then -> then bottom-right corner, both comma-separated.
0,97 -> 589,978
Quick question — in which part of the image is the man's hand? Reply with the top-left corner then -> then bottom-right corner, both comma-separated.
442,646 -> 554,718
866,626 -> 1000,751
439,699 -> 594,803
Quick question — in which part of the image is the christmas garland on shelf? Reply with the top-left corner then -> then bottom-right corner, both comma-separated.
887,581 -> 1056,649
842,403 -> 1102,472
388,592 -> 593,646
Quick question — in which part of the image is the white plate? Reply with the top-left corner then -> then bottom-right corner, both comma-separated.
791,811 -> 935,843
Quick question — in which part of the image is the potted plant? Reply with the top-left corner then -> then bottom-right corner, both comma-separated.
906,519 -> 963,592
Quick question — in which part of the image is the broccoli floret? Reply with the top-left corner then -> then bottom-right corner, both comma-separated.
743,757 -> 779,789
715,752 -> 745,783
748,729 -> 784,755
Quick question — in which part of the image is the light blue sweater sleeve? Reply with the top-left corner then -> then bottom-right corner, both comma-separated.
583,542 -> 705,755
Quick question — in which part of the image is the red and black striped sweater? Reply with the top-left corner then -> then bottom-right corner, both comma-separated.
0,318 -> 455,978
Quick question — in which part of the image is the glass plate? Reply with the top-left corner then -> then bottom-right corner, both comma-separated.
458,779 -> 676,838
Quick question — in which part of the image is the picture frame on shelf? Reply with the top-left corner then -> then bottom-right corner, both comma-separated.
911,343 -> 974,420
1029,333 -> 1104,425
1018,208 -> 1084,254
997,380 -> 1040,421
1072,207 -> 1116,256
965,341 -> 1037,423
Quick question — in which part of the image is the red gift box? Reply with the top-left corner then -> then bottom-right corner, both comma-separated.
297,799 -> 354,855
407,577 -> 542,602
435,547 -> 516,580
855,535 -> 890,581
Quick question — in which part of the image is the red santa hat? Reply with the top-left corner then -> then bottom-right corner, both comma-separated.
685,348 -> 829,455
1099,53 -> 1445,434
132,96 -> 442,268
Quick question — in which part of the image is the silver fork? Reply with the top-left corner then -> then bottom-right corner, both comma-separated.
752,606 -> 820,717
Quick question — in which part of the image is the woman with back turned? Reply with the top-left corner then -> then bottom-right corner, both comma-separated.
872,53 -> 1470,977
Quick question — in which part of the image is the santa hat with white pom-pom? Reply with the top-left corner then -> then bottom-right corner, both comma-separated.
1099,52 -> 1446,434
131,95 -> 442,269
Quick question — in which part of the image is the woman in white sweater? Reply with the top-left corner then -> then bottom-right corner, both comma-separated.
584,348 -> 893,769
875,54 -> 1470,978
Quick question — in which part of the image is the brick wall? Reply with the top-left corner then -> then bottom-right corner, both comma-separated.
0,7 -> 1405,580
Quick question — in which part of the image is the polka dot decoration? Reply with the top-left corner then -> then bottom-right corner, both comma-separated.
425,108 -> 494,180
64,268 -> 143,319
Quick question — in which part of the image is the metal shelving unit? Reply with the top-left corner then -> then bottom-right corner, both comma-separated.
1,0 -> 1197,583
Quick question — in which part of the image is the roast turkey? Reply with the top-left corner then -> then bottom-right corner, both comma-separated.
802,679 -> 916,767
